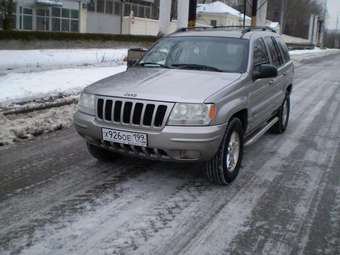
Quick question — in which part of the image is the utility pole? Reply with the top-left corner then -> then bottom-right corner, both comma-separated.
280,0 -> 286,33
177,0 -> 189,29
243,0 -> 246,27
256,0 -> 268,26
320,0 -> 327,48
251,0 -> 258,27
188,0 -> 197,28
159,0 -> 172,35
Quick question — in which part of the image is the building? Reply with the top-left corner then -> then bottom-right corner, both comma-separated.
197,1 -> 251,27
198,0 -> 244,13
1,0 -> 158,34
12,0 -> 83,32
86,0 -> 158,34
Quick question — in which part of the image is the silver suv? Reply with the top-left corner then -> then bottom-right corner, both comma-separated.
74,27 -> 294,185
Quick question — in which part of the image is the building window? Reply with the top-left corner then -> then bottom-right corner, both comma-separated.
137,6 -> 144,17
71,20 -> 79,32
114,2 -> 121,15
210,20 -> 217,27
88,1 -> 95,12
51,7 -> 78,32
105,0 -> 113,14
87,0 -> 155,18
124,3 -> 131,16
96,0 -> 105,13
145,7 -> 150,18
36,8 -> 50,31
21,7 -> 33,30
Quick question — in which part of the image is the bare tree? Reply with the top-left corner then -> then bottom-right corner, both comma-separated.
284,0 -> 323,38
0,0 -> 15,30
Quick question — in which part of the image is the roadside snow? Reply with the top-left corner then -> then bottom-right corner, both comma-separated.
0,49 -> 127,73
0,102 -> 77,146
289,47 -> 339,56
0,65 -> 126,106
290,48 -> 340,66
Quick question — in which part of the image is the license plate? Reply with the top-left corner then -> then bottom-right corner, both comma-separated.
102,128 -> 147,147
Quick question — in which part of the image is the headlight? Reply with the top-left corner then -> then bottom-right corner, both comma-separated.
79,93 -> 95,115
168,103 -> 216,126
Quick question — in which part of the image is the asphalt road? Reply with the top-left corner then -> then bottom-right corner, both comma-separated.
1,54 -> 340,255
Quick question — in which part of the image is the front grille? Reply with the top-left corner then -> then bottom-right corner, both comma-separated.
96,97 -> 173,129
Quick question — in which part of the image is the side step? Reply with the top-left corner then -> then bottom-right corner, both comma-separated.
244,117 -> 279,147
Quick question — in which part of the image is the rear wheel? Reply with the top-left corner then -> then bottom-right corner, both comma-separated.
206,118 -> 244,185
270,95 -> 290,134
87,143 -> 116,161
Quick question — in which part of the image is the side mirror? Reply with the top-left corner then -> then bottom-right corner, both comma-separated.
253,64 -> 278,80
127,48 -> 147,68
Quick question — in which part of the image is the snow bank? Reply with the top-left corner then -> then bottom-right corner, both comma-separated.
0,103 -> 77,146
0,65 -> 126,106
289,48 -> 340,66
289,47 -> 338,56
0,48 -> 127,73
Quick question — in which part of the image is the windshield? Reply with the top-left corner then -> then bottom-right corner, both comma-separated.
139,36 -> 249,73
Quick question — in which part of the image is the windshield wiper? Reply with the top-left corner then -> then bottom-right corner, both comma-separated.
138,62 -> 171,69
170,64 -> 224,72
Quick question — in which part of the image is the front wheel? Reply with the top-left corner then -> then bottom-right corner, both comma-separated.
206,118 -> 244,185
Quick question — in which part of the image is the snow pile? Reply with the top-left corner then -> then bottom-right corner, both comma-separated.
289,47 -> 339,56
290,48 -> 340,66
0,48 -> 127,73
0,65 -> 126,106
0,102 -> 77,146
197,1 -> 251,20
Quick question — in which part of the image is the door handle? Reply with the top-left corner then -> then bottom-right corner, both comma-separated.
269,80 -> 274,85
283,72 -> 287,76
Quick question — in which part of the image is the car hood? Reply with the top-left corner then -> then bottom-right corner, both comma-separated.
85,67 -> 242,103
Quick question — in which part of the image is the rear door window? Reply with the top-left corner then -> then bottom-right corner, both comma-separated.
264,36 -> 282,67
253,38 -> 270,67
276,37 -> 291,63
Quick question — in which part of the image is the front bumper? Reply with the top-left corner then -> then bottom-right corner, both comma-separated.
74,111 -> 226,162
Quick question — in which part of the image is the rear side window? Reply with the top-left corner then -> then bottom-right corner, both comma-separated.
276,38 -> 290,63
264,36 -> 283,67
253,38 -> 270,66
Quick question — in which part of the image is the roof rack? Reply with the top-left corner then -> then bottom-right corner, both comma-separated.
174,26 -> 277,34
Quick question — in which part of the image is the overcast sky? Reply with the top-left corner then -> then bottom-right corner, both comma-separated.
326,0 -> 340,29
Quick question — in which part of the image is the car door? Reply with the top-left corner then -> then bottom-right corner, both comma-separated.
276,37 -> 294,92
263,36 -> 286,111
248,37 -> 274,131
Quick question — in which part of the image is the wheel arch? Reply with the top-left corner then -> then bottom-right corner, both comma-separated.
229,109 -> 248,133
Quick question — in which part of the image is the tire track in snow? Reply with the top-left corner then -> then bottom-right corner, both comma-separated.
225,80 -> 340,254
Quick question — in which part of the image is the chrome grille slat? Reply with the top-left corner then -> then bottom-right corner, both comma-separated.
111,100 -> 115,122
102,100 -> 106,121
150,103 -> 158,128
140,103 -> 147,127
130,102 -> 136,124
96,97 -> 173,130
120,101 -> 125,125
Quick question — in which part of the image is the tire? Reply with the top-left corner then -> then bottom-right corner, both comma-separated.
87,143 -> 116,161
206,118 -> 244,185
270,95 -> 290,134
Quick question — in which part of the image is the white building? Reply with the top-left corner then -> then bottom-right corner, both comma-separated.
2,0 -> 158,34
196,1 -> 251,27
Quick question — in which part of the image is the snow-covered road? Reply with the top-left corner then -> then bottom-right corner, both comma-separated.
0,53 -> 340,255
